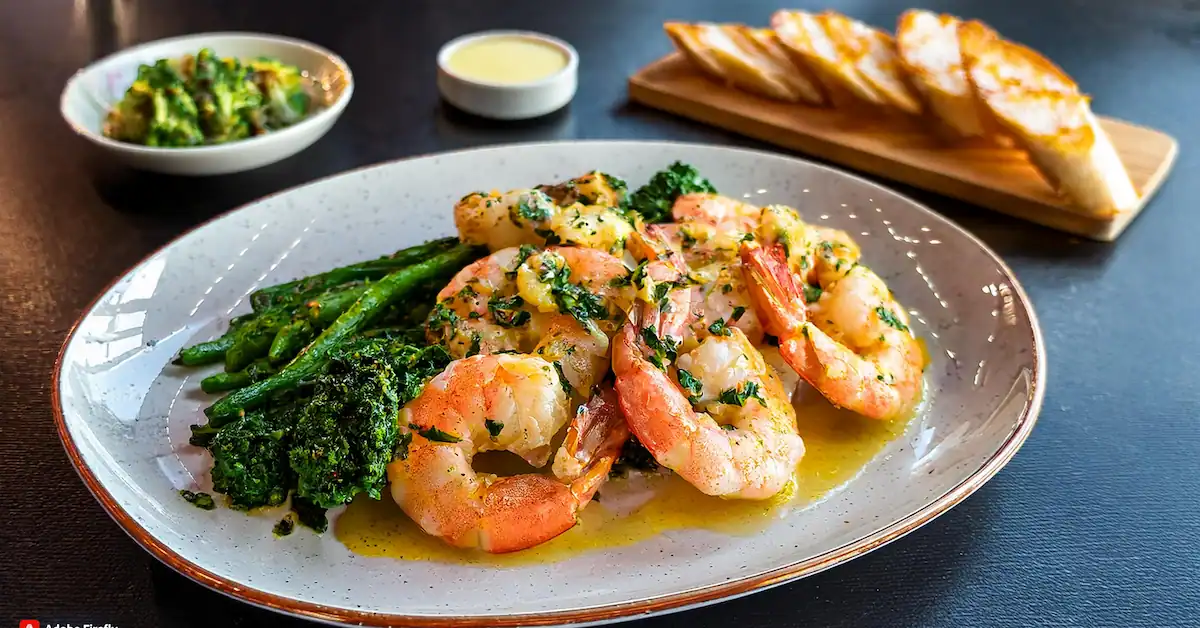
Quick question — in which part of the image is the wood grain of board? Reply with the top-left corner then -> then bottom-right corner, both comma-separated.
628,53 -> 1179,242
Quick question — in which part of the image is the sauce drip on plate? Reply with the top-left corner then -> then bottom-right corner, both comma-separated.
445,36 -> 568,84
334,384 -> 913,566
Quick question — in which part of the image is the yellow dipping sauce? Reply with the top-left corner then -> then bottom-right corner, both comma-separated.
445,36 -> 568,84
335,386 -> 915,566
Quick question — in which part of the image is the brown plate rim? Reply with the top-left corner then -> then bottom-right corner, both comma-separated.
52,140 -> 1046,627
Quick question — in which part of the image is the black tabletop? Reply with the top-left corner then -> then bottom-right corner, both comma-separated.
3,0 -> 1198,626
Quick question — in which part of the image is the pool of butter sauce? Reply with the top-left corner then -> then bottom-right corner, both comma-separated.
334,383 -> 912,566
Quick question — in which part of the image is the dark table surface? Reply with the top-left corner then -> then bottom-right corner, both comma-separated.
3,0 -> 1199,626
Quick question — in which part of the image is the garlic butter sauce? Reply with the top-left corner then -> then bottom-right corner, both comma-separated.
444,35 -> 568,84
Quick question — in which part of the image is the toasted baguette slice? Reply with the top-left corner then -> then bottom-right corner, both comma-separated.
817,11 -> 923,115
896,10 -> 993,139
735,26 -> 827,105
959,21 -> 1137,215
771,9 -> 883,108
664,22 -> 825,104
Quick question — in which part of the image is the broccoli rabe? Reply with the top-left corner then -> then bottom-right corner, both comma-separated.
288,343 -> 402,509
624,162 -> 719,223
287,338 -> 453,510
192,404 -> 296,510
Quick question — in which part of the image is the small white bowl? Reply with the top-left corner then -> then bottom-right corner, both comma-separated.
60,32 -> 353,176
436,30 -> 578,120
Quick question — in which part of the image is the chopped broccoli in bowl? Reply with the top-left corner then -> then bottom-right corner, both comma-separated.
103,48 -> 320,147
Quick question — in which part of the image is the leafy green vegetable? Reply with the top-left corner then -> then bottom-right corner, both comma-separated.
179,490 -> 216,510
624,162 -> 718,223
103,48 -> 318,147
289,339 -> 452,509
205,244 -> 482,423
205,406 -> 295,510
291,495 -> 329,533
273,516 -> 295,537
485,419 -> 504,440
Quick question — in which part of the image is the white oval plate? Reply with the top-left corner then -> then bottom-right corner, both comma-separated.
55,141 -> 1044,626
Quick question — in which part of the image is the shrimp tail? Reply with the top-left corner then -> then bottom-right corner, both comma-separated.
740,241 -> 807,336
554,385 -> 631,487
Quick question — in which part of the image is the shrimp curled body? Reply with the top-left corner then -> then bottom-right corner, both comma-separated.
612,280 -> 804,500
387,355 -> 627,553
741,238 -> 924,421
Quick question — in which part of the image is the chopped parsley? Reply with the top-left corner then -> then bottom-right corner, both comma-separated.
484,419 -> 504,440
426,301 -> 460,330
411,423 -> 462,443
553,361 -> 575,396
680,229 -> 698,250
514,191 -> 554,223
804,284 -> 823,304
641,326 -> 679,371
610,260 -> 649,288
488,294 -> 531,328
708,318 -> 732,336
718,381 -> 766,407
537,256 -> 610,332
506,244 -> 539,279
394,432 -> 413,460
875,306 -> 910,332
676,368 -> 703,404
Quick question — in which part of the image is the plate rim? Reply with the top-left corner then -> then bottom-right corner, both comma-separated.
52,139 -> 1046,627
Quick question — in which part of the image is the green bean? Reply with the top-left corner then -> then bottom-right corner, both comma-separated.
174,335 -> 236,366
200,358 -> 277,394
223,309 -> 291,372
248,237 -> 459,310
204,244 -> 484,424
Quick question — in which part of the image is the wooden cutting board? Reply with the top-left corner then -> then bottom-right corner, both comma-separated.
628,53 -> 1178,242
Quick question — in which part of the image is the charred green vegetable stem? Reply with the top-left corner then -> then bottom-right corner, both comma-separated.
249,237 -> 459,310
204,243 -> 484,423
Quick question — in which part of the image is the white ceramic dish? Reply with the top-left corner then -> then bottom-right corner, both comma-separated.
55,141 -> 1044,626
60,32 -> 353,176
437,30 -> 578,120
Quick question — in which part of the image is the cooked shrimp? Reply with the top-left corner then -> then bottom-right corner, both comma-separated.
672,193 -> 761,235
388,357 -> 627,553
740,241 -> 924,421
612,274 -> 804,499
454,188 -> 557,252
427,245 -> 632,394
655,194 -> 768,343
455,179 -> 637,254
537,170 -> 627,209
